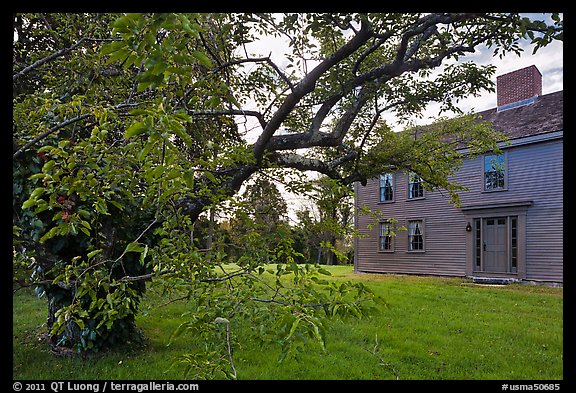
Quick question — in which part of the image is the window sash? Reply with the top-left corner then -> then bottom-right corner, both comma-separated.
408,220 -> 424,250
408,173 -> 424,198
511,217 -> 518,270
484,155 -> 505,190
379,223 -> 393,251
379,174 -> 394,202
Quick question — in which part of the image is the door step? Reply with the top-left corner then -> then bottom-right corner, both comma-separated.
471,277 -> 518,285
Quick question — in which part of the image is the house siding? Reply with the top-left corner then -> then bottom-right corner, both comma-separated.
354,135 -> 563,283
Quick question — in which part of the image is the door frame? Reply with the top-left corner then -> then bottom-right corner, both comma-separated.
462,201 -> 531,279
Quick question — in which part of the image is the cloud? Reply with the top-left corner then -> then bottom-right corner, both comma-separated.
397,36 -> 563,130
238,14 -> 563,132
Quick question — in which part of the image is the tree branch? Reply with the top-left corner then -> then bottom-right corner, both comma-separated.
13,37 -> 119,82
119,269 -> 173,282
188,109 -> 267,130
269,152 -> 338,176
214,56 -> 295,92
251,19 -> 373,162
13,113 -> 92,160
198,270 -> 250,283
13,102 -> 140,160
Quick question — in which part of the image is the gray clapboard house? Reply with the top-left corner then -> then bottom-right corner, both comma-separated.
354,65 -> 563,284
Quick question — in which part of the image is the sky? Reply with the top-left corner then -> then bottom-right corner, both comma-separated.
415,32 -> 564,125
235,13 -> 564,221
242,13 -> 563,132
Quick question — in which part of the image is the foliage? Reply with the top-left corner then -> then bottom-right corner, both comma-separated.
165,263 -> 377,378
13,12 -> 562,377
294,176 -> 355,265
226,176 -> 290,263
14,114 -> 159,352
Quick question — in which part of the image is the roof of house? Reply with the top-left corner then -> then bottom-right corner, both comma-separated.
475,90 -> 563,140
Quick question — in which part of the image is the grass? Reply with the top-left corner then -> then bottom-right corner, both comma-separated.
13,265 -> 563,380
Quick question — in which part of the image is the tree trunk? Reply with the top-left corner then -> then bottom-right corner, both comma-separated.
206,208 -> 215,250
46,286 -> 81,351
326,247 -> 335,265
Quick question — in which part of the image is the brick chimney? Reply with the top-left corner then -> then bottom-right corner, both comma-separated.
496,65 -> 542,111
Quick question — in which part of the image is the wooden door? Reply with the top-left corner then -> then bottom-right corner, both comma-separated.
483,217 -> 508,273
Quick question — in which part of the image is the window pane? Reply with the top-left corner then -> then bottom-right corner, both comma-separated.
408,173 -> 423,199
379,222 -> 392,251
511,217 -> 518,269
484,154 -> 505,190
474,219 -> 481,268
408,220 -> 423,250
379,174 -> 393,202
484,155 -> 504,171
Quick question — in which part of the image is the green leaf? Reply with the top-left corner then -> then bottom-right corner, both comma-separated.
108,200 -> 123,211
331,304 -> 340,317
87,249 -> 103,259
169,119 -> 193,146
191,51 -> 212,68
139,245 -> 149,265
101,40 -> 127,55
39,226 -> 61,243
124,241 -> 145,253
317,267 -> 332,276
137,140 -> 154,161
30,187 -> 46,199
22,198 -> 36,210
94,199 -> 109,215
226,92 -> 241,109
73,317 -> 85,330
28,173 -> 46,181
287,317 -> 300,340
42,160 -> 56,173
310,276 -> 329,285
106,48 -> 130,64
205,171 -> 217,183
125,121 -> 148,138
168,322 -> 191,346
183,170 -> 195,188
129,108 -> 148,116
179,15 -> 200,38
311,321 -> 326,351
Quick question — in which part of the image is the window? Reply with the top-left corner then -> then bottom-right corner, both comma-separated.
484,154 -> 506,190
408,220 -> 424,251
474,219 -> 481,269
379,174 -> 394,202
408,173 -> 424,199
510,217 -> 518,272
379,222 -> 393,251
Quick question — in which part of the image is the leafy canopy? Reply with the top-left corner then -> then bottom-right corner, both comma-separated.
13,12 -> 562,376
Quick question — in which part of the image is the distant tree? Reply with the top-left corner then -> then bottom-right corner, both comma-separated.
228,176 -> 290,263
294,176 -> 354,265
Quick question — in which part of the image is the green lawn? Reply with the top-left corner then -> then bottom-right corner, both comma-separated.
13,266 -> 563,380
